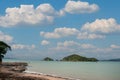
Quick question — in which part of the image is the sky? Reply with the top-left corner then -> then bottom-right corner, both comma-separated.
0,0 -> 120,60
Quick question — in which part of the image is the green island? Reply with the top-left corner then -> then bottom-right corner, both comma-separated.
43,57 -> 54,61
43,54 -> 98,62
61,54 -> 98,62
107,58 -> 120,61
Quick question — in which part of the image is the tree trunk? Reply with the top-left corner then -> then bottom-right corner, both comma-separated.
0,58 -> 2,65
0,57 -> 2,72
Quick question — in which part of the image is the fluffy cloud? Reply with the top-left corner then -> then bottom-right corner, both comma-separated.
54,41 -> 120,52
110,44 -> 120,49
0,31 -> 13,42
11,44 -> 35,50
40,27 -> 79,38
77,32 -> 105,39
63,0 -> 99,14
0,4 -> 63,27
78,18 -> 120,39
40,31 -> 60,39
57,41 -> 80,47
50,41 -> 100,57
57,41 -> 95,49
51,41 -> 96,52
41,40 -> 50,45
40,27 -> 105,39
0,0 -> 99,27
40,18 -> 120,40
81,18 -> 120,33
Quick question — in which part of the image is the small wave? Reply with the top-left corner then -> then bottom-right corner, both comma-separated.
24,70 -> 80,80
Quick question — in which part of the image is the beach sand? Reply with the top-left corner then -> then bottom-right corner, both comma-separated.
23,72 -> 69,80
0,62 -> 70,80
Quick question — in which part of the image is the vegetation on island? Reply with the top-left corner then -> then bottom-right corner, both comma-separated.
43,57 -> 54,61
61,54 -> 98,62
0,41 -> 11,64
107,58 -> 120,61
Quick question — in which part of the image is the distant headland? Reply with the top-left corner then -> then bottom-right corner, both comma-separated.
43,54 -> 98,62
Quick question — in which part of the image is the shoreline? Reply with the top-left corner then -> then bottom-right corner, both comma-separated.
23,71 -> 72,80
24,70 -> 76,80
0,62 -> 73,80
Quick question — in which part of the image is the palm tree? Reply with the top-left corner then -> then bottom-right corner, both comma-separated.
0,41 -> 11,65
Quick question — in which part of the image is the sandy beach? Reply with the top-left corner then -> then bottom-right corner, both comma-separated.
23,72 -> 69,80
0,62 -> 70,80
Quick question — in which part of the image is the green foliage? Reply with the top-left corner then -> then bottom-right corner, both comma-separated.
61,54 -> 98,62
0,41 -> 11,62
108,58 -> 120,61
43,57 -> 54,61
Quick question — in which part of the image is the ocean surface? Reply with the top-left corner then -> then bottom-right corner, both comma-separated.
3,59 -> 120,80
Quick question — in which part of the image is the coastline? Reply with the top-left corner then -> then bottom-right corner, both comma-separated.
23,71 -> 72,80
0,62 -> 72,80
24,71 -> 75,80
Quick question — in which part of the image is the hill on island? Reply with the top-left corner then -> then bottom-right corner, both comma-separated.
43,57 -> 54,61
107,58 -> 120,61
61,54 -> 98,62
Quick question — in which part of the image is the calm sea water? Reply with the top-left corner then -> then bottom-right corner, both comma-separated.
3,59 -> 120,80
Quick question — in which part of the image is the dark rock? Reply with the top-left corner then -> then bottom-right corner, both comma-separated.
2,62 -> 27,72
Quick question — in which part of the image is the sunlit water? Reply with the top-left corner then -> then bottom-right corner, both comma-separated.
4,59 -> 120,80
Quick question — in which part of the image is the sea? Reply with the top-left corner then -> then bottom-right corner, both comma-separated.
3,59 -> 120,80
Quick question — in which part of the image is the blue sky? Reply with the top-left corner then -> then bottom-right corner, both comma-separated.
0,0 -> 120,60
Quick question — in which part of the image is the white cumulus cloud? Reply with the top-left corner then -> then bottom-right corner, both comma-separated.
77,32 -> 105,39
41,40 -> 50,45
0,0 -> 100,27
40,18 -> 120,40
11,44 -> 35,50
63,0 -> 99,14
57,41 -> 95,49
0,4 -> 63,27
57,41 -> 80,47
81,18 -> 120,33
0,31 -> 13,42
50,40 -> 96,53
40,27 -> 79,38
110,44 -> 120,49
40,26 -> 106,40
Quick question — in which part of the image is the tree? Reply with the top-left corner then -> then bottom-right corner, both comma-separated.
0,41 -> 11,64
61,54 -> 98,62
43,57 -> 54,61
